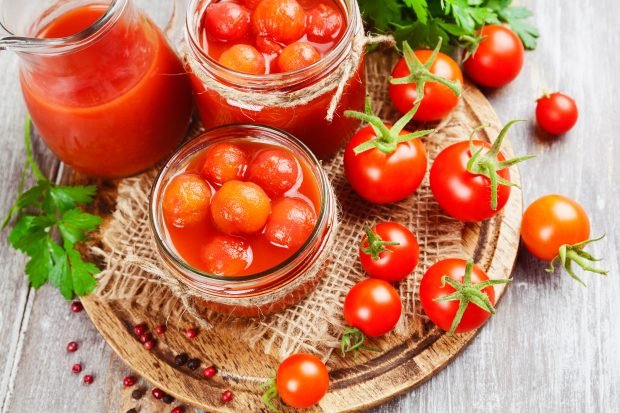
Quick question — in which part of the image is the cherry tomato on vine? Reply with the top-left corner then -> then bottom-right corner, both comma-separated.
343,278 -> 401,338
390,39 -> 462,122
359,222 -> 419,282
430,120 -> 533,222
521,194 -> 607,285
536,92 -> 579,135
344,96 -> 433,204
463,24 -> 524,88
263,353 -> 329,409
420,258 -> 509,334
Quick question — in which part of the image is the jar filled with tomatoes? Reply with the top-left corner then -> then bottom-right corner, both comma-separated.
184,0 -> 366,159
149,125 -> 337,317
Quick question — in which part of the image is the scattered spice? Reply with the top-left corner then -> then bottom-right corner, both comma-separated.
143,340 -> 155,351
152,388 -> 165,400
123,376 -> 137,387
155,325 -> 167,335
66,341 -> 79,352
71,301 -> 84,313
221,389 -> 233,403
203,366 -> 217,379
133,324 -> 147,336
174,353 -> 189,367
83,374 -> 94,385
187,358 -> 201,371
185,328 -> 198,339
71,363 -> 82,374
126,409 -> 137,413
163,394 -> 175,404
171,407 -> 185,413
131,388 -> 145,400
139,333 -> 152,344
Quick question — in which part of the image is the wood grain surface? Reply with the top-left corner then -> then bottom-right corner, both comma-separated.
1,1 -> 619,412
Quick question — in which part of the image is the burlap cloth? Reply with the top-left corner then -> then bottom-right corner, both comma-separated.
91,51 -> 467,361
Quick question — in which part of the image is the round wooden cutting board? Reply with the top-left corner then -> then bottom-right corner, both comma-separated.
80,54 -> 522,412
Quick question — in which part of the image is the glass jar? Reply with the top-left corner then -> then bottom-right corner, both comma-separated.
184,0 -> 366,160
1,0 -> 193,178
149,124 -> 337,317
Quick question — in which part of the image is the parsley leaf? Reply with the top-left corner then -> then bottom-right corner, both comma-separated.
2,116 -> 101,299
496,6 -> 539,49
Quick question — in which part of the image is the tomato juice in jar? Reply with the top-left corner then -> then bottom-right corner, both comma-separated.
16,0 -> 193,178
184,0 -> 366,159
149,125 -> 337,317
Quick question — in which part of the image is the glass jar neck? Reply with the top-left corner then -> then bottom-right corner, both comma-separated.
185,0 -> 362,92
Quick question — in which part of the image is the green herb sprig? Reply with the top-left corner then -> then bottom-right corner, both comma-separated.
359,0 -> 539,51
2,117 -> 101,299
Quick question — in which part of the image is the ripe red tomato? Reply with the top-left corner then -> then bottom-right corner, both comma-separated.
359,222 -> 419,282
389,42 -> 463,122
265,198 -> 317,250
162,174 -> 212,227
247,148 -> 300,197
277,42 -> 321,72
201,235 -> 252,276
463,24 -> 524,88
210,180 -> 271,234
218,44 -> 266,74
420,259 -> 507,334
306,3 -> 344,43
275,353 -> 329,408
343,278 -> 402,337
252,0 -> 306,44
201,142 -> 248,185
536,92 -> 579,135
204,2 -> 251,42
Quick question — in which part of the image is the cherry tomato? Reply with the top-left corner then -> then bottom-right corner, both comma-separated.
306,3 -> 344,43
536,92 -> 579,135
219,44 -> 266,74
277,42 -> 321,72
430,140 -> 511,222
275,353 -> 329,408
202,235 -> 252,276
211,180 -> 271,234
344,278 -> 402,337
247,148 -> 299,197
252,0 -> 306,44
344,125 -> 427,204
420,259 -> 497,333
463,24 -> 524,88
521,195 -> 590,261
359,222 -> 419,282
389,49 -> 463,122
255,35 -> 283,55
201,143 -> 249,185
265,198 -> 317,250
162,174 -> 212,227
204,2 -> 251,42
244,0 -> 262,9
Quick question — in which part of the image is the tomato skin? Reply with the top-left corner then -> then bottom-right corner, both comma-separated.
389,50 -> 463,122
343,278 -> 402,337
247,149 -> 300,197
252,0 -> 306,45
521,195 -> 590,261
536,93 -> 579,135
463,25 -> 524,88
306,3 -> 344,43
162,174 -> 212,228
344,125 -> 427,204
219,44 -> 266,74
276,353 -> 329,408
210,180 -> 271,235
201,142 -> 248,185
430,140 -> 511,222
204,2 -> 251,42
201,235 -> 252,276
277,42 -> 320,72
265,198 -> 317,250
420,259 -> 495,333
359,222 -> 419,282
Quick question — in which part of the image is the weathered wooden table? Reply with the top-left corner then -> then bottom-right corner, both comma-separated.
1,1 -> 618,411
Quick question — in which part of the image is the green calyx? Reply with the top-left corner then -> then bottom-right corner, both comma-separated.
361,227 -> 400,260
390,38 -> 462,101
261,378 -> 280,411
467,120 -> 535,210
341,327 -> 381,358
459,33 -> 487,62
433,260 -> 511,335
344,96 -> 435,155
546,235 -> 608,286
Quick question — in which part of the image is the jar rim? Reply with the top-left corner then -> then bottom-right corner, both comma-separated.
185,0 -> 360,90
149,123 -> 332,284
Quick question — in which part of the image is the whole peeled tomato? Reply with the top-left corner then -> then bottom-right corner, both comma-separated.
463,24 -> 524,88
201,142 -> 249,185
218,44 -> 266,74
275,353 -> 329,408
420,258 -> 498,333
247,148 -> 300,197
389,48 -> 463,122
306,3 -> 344,43
210,180 -> 271,235
536,92 -> 579,135
344,278 -> 402,337
344,125 -> 427,204
265,197 -> 317,250
201,235 -> 252,276
162,173 -> 212,227
359,222 -> 419,282
252,0 -> 306,44
204,2 -> 251,42
277,42 -> 321,72
430,140 -> 511,222
521,194 -> 590,261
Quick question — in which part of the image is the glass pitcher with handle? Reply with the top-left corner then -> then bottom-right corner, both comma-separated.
0,0 -> 193,178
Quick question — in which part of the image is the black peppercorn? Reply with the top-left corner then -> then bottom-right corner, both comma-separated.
163,394 -> 175,404
126,409 -> 138,413
131,388 -> 145,400
174,353 -> 189,367
187,358 -> 201,371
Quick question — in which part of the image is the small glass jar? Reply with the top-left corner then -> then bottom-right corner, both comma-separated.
183,0 -> 366,160
149,124 -> 337,317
